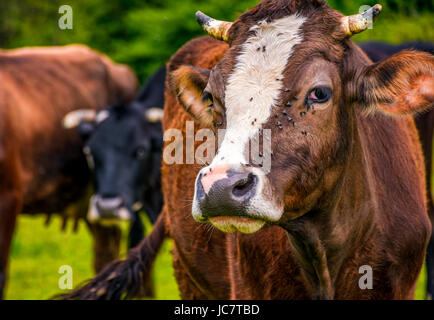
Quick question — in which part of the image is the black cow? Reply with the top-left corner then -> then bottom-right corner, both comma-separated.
361,41 -> 434,300
360,41 -> 434,63
63,67 -> 165,279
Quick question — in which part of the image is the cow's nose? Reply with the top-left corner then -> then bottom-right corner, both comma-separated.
231,172 -> 258,201
197,167 -> 258,216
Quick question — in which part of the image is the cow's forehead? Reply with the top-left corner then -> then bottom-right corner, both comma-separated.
89,110 -> 147,149
210,14 -> 307,170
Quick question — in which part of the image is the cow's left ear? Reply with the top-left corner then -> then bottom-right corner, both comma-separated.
357,51 -> 434,116
169,65 -> 213,126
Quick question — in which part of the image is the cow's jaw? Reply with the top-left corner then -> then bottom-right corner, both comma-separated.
192,15 -> 306,233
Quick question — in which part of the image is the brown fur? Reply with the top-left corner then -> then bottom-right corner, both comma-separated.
357,51 -> 434,116
414,109 -> 434,298
0,45 -> 137,299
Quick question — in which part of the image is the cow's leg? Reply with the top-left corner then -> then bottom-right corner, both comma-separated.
128,211 -> 155,298
171,246 -> 211,300
0,190 -> 21,300
128,211 -> 144,248
88,223 -> 121,273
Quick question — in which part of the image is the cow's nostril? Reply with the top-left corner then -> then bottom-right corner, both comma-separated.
196,174 -> 206,202
197,170 -> 258,217
232,174 -> 257,199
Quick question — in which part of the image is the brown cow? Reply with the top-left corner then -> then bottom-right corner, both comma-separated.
63,0 -> 433,300
0,44 -> 137,299
359,41 -> 434,299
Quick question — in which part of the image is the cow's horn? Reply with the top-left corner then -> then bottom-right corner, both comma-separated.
62,109 -> 97,129
145,108 -> 164,123
196,11 -> 233,42
341,4 -> 382,36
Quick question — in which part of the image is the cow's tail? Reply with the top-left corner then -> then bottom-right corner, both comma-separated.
58,211 -> 167,300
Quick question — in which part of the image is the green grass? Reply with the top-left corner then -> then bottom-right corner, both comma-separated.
5,214 -> 429,300
6,215 -> 180,300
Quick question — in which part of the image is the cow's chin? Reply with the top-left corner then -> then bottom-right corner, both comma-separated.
209,217 -> 266,234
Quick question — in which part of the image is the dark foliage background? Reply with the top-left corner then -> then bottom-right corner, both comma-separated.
0,0 -> 432,86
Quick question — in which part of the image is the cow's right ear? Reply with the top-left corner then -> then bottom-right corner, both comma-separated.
356,51 -> 434,116
169,65 -> 213,126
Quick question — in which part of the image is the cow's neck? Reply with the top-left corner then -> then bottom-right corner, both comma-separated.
281,115 -> 377,300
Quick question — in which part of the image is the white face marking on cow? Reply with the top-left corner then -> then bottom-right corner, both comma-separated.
193,15 -> 307,229
210,15 -> 306,170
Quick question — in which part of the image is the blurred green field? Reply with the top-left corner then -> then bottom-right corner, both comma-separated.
6,215 -> 180,300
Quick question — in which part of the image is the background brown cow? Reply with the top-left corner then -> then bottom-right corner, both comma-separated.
0,44 -> 137,299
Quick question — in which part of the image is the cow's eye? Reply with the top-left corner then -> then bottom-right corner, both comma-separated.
135,146 -> 147,159
308,87 -> 332,104
202,91 -> 214,108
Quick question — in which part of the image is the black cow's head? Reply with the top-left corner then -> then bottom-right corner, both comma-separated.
63,103 -> 164,225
